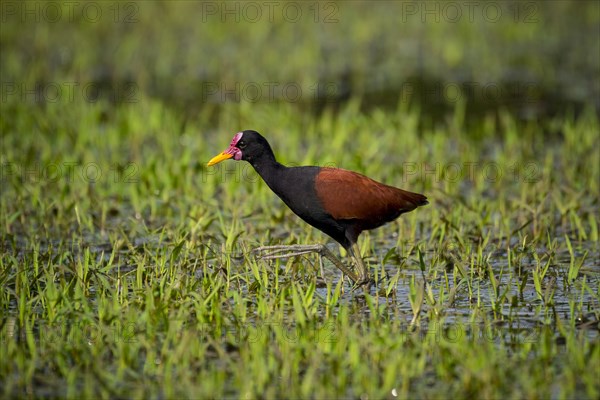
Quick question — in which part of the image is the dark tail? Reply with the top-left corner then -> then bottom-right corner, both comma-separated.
396,188 -> 428,212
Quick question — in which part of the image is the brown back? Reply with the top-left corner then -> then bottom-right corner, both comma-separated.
314,167 -> 427,228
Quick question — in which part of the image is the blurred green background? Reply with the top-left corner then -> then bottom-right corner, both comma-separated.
2,1 -> 598,123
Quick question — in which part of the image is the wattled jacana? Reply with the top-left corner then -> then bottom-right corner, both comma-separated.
207,130 -> 428,286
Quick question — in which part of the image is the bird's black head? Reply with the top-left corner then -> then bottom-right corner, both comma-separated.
207,130 -> 275,166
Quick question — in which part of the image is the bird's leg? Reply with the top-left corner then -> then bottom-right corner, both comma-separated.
253,244 -> 359,283
348,243 -> 371,287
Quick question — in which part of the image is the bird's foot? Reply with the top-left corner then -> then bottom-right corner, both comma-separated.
352,277 -> 375,293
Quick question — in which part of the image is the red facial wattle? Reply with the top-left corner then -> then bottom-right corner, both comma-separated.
207,132 -> 244,166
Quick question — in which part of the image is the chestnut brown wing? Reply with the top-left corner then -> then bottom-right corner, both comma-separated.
314,167 -> 427,227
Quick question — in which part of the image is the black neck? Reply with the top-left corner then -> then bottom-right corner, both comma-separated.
249,153 -> 286,190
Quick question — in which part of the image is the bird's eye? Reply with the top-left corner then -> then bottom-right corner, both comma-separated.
237,141 -> 247,149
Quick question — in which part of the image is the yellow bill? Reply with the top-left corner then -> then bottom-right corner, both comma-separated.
207,152 -> 233,166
